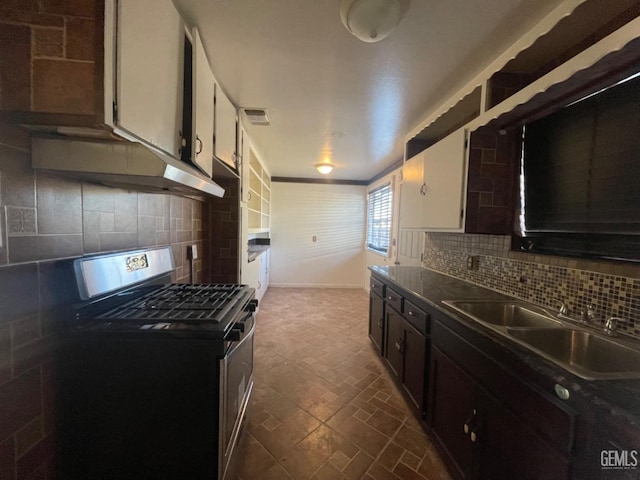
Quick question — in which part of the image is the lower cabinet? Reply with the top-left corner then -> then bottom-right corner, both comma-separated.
429,346 -> 475,480
429,320 -> 573,480
369,291 -> 385,355
369,276 -> 386,355
384,306 -> 428,416
573,407 -> 640,480
476,386 -> 569,480
368,273 -> 430,418
259,249 -> 270,298
243,251 -> 269,302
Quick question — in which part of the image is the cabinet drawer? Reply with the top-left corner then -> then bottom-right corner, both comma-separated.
386,287 -> 403,313
370,277 -> 386,298
404,300 -> 429,336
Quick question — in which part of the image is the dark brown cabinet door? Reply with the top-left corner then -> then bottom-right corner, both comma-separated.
428,347 -> 475,480
403,321 -> 427,415
384,307 -> 404,379
476,387 -> 570,480
369,292 -> 384,355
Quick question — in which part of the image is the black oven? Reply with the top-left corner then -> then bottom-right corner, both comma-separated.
58,247 -> 255,480
220,310 -> 255,474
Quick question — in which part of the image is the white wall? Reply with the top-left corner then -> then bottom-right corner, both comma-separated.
364,167 -> 402,290
270,182 -> 366,288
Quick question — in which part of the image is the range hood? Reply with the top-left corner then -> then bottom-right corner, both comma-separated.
32,136 -> 225,198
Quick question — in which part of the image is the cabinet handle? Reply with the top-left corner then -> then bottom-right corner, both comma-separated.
195,135 -> 203,155
420,183 -> 427,196
470,431 -> 477,443
395,339 -> 404,353
463,409 -> 477,434
408,310 -> 417,317
388,295 -> 398,301
248,191 -> 252,200
554,383 -> 570,400
377,321 -> 382,329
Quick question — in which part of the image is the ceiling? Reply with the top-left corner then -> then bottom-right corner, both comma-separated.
174,0 -> 564,181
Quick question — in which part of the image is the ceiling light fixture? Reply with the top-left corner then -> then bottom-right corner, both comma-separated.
340,0 -> 406,43
315,163 -> 334,175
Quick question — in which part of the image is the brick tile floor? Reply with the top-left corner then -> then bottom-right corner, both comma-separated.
228,288 -> 452,480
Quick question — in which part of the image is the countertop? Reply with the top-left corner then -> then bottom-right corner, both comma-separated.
369,265 -> 640,427
248,245 -> 270,263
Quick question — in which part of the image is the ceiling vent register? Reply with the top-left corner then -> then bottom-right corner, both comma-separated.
243,109 -> 270,126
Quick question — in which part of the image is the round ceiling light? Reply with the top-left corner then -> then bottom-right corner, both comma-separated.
340,0 -> 404,43
315,163 -> 334,175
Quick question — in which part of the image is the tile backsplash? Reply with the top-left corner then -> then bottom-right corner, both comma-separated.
0,133 -> 215,479
423,233 -> 640,339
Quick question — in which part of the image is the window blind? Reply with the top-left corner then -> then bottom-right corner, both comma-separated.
518,72 -> 640,261
523,74 -> 640,235
367,183 -> 393,255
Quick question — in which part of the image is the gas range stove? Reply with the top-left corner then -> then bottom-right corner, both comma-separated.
70,248 -> 255,338
60,247 -> 256,480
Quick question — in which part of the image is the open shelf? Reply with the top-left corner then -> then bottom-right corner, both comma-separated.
406,86 -> 481,159
246,148 -> 271,231
486,0 -> 640,110
480,33 -> 640,131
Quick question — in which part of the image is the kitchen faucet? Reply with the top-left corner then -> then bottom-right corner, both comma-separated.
558,302 -> 569,316
558,302 -> 601,325
581,304 -> 598,324
603,317 -> 622,337
557,302 -> 628,338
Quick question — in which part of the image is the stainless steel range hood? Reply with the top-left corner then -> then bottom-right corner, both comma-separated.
32,136 -> 225,198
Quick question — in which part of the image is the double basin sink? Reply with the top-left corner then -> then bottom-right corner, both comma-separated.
442,300 -> 640,380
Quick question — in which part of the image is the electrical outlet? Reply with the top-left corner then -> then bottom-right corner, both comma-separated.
312,236 -> 317,243
187,244 -> 198,260
466,255 -> 479,271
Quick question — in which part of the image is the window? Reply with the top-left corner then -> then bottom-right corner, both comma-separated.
516,72 -> 640,261
367,183 -> 393,255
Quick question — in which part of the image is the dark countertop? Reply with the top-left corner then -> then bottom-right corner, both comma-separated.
369,265 -> 640,427
248,245 -> 270,263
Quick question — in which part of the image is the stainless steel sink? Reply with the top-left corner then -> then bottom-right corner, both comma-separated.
442,299 -> 640,380
507,328 -> 640,379
443,300 -> 563,328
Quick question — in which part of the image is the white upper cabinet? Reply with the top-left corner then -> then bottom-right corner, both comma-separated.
192,28 -> 215,177
400,129 -> 468,231
422,129 -> 468,230
399,151 -> 425,229
116,0 -> 183,157
214,82 -> 237,169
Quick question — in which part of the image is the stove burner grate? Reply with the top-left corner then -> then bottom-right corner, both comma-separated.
94,284 -> 248,324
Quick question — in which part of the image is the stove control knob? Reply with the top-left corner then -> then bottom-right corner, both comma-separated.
226,329 -> 241,342
231,322 -> 245,333
245,299 -> 259,313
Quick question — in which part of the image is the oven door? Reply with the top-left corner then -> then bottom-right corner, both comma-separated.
219,312 -> 255,479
